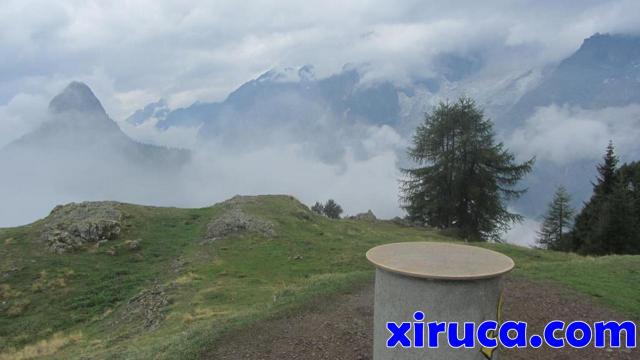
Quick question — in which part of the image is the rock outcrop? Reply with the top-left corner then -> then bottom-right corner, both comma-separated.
120,284 -> 170,331
348,210 -> 377,221
204,196 -> 275,240
40,202 -> 123,254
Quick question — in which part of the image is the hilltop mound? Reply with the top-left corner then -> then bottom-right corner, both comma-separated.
204,195 -> 308,240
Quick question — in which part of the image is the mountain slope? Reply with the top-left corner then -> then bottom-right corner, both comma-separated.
0,195 -> 638,359
0,82 -> 190,226
503,33 -> 640,125
502,33 -> 640,216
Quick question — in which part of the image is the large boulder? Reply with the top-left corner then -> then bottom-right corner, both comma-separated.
40,202 -> 123,253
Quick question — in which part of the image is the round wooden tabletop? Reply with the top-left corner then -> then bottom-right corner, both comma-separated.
366,242 -> 515,280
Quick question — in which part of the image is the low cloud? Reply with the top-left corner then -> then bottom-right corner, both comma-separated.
181,143 -> 403,219
0,92 -> 48,148
0,96 -> 407,227
118,118 -> 201,150
504,216 -> 541,248
508,104 -> 640,165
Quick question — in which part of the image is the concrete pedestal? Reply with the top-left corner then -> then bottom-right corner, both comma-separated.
367,242 -> 514,360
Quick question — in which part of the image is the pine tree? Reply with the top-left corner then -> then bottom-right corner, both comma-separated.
572,143 -> 640,255
537,186 -> 574,250
322,199 -> 343,219
617,162 -> 640,254
311,202 -> 324,215
604,180 -> 636,254
573,143 -> 617,254
595,140 -> 618,196
400,97 -> 534,241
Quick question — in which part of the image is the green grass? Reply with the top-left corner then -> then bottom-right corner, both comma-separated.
0,195 -> 638,359
485,244 -> 640,315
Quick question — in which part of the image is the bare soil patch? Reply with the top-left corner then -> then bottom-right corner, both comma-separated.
203,277 -> 638,360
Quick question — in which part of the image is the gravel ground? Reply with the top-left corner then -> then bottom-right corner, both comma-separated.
203,277 -> 638,360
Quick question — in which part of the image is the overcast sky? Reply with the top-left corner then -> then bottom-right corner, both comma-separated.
2,0 -> 640,128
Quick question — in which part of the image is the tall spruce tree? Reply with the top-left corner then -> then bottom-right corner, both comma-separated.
400,97 -> 534,241
572,142 -> 640,255
616,162 -> 640,254
595,140 -> 618,196
537,186 -> 574,250
573,143 -> 618,254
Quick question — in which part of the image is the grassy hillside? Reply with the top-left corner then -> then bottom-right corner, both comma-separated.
0,195 -> 638,359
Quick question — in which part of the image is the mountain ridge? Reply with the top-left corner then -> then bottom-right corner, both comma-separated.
501,33 -> 640,125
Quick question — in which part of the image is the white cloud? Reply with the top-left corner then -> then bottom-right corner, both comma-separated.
0,120 -> 404,226
508,104 -> 640,165
504,216 -> 540,248
181,144 -> 403,219
3,0 -> 640,127
0,93 -> 48,148
118,118 -> 200,150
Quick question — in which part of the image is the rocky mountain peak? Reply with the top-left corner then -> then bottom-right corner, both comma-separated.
49,81 -> 106,115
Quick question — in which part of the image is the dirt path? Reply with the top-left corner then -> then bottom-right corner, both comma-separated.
203,277 -> 638,360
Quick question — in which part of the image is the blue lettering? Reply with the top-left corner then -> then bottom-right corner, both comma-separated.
447,322 -> 475,348
544,320 -> 565,348
386,322 -> 411,348
499,321 -> 528,348
477,320 -> 498,349
565,321 -> 592,348
594,321 -> 637,348
427,322 -> 446,348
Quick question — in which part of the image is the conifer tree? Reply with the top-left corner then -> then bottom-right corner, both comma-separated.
595,140 -> 618,196
537,186 -> 574,250
572,142 -> 640,255
311,202 -> 324,215
400,97 -> 534,241
573,143 -> 618,254
322,199 -> 343,219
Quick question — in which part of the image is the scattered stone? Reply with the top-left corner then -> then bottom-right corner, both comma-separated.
290,255 -> 304,261
348,210 -> 377,221
125,239 -> 141,251
205,207 -> 275,240
106,247 -> 117,256
40,202 -> 123,254
2,266 -> 20,279
96,240 -> 108,248
170,258 -> 186,274
119,284 -> 170,331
